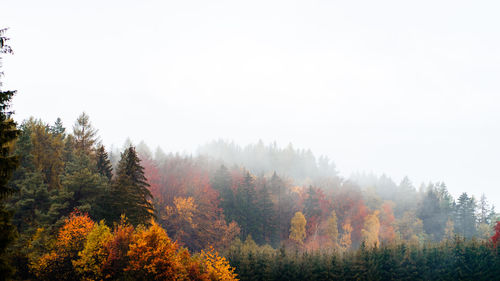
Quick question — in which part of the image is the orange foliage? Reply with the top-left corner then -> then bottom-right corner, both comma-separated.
31,210 -> 239,281
333,184 -> 368,245
200,247 -> 238,281
56,211 -> 95,256
379,202 -> 396,243
126,220 -> 188,280
31,211 -> 95,280
101,219 -> 135,279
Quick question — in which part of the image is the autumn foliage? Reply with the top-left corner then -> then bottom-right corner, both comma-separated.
492,221 -> 500,246
30,211 -> 238,281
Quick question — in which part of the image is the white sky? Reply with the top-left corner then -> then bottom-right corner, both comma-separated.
2,0 -> 500,206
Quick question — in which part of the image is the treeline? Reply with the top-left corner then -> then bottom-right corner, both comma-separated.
5,113 -> 500,280
198,139 -> 338,183
135,142 -> 499,250
226,234 -> 500,281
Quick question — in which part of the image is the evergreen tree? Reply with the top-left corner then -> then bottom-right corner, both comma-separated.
96,145 -> 113,181
211,165 -> 235,221
61,153 -> 108,215
72,112 -> 98,155
417,187 -> 448,240
454,192 -> 477,238
0,28 -> 20,279
108,146 -> 154,226
49,118 -> 66,137
256,183 -> 276,245
235,171 -> 258,239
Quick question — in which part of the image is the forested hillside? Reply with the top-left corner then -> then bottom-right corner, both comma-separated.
3,112 -> 500,280
2,27 -> 500,281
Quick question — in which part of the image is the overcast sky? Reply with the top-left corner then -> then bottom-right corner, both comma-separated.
2,0 -> 500,206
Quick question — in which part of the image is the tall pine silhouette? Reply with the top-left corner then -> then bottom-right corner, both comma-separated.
110,146 -> 154,226
0,28 -> 20,279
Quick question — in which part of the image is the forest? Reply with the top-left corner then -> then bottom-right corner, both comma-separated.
1,29 -> 500,281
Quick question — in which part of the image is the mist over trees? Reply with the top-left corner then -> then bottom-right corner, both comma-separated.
2,109 -> 500,280
0,29 -> 499,277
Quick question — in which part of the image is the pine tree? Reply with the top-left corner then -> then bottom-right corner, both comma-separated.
211,165 -> 235,221
96,145 -> 113,181
235,171 -> 258,238
72,112 -> 98,155
256,183 -> 275,244
417,188 -> 447,240
454,192 -> 477,238
62,153 -> 108,215
49,118 -> 66,137
0,27 -> 20,279
109,146 -> 154,226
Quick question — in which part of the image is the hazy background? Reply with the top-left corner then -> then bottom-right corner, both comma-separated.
2,0 -> 499,205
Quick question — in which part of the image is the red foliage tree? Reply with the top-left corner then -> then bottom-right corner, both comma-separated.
492,221 -> 500,245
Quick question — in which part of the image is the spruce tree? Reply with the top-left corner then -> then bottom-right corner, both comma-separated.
256,183 -> 275,245
235,171 -> 258,239
0,28 -> 20,279
110,146 -> 154,226
211,165 -> 235,221
96,145 -> 113,181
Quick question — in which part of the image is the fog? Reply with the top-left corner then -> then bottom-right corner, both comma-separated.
2,0 -> 500,206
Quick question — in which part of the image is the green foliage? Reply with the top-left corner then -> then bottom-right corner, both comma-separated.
96,145 -> 113,181
0,27 -> 20,279
106,146 -> 154,226
228,239 -> 500,281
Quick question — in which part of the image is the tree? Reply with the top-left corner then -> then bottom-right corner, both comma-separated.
109,146 -> 154,226
417,188 -> 448,240
492,221 -> 500,246
325,210 -> 339,248
339,220 -> 353,251
96,145 -> 113,181
256,183 -> 276,244
72,112 -> 98,155
200,247 -> 238,281
379,202 -> 396,243
50,118 -> 66,137
211,165 -> 235,222
30,120 -> 65,190
0,27 -> 20,279
31,212 -> 95,281
361,210 -> 380,248
126,221 -> 188,280
444,219 -> 455,240
72,220 -> 112,281
454,192 -> 477,238
289,211 -> 306,245
235,171 -> 258,239
61,153 -> 108,216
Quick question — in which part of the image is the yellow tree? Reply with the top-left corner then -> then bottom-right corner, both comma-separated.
73,221 -> 113,281
30,119 -> 64,190
339,220 -> 353,252
289,212 -> 306,245
164,196 -> 198,241
126,220 -> 188,280
361,210 -> 380,248
444,219 -> 455,240
31,212 -> 95,281
200,247 -> 238,281
325,210 -> 339,248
